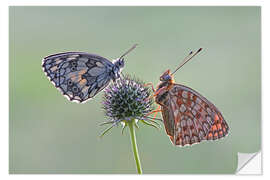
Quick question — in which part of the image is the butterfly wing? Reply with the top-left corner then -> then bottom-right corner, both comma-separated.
42,52 -> 114,103
163,84 -> 229,146
161,101 -> 175,143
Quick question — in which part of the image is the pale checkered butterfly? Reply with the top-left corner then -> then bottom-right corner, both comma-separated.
42,44 -> 137,103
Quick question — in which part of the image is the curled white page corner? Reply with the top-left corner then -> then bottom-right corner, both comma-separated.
236,151 -> 262,175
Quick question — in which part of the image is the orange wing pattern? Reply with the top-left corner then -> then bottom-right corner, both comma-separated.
164,84 -> 229,146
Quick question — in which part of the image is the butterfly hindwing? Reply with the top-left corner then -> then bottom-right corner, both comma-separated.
42,52 -> 113,103
164,84 -> 229,146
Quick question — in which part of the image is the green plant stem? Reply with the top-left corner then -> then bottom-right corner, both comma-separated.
128,120 -> 142,174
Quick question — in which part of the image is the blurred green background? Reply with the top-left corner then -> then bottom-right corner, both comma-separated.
9,7 -> 261,174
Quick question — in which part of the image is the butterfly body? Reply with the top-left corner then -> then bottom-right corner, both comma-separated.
42,45 -> 137,103
151,49 -> 229,146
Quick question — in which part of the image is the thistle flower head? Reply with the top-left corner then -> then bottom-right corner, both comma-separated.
103,74 -> 154,121
100,74 -> 159,136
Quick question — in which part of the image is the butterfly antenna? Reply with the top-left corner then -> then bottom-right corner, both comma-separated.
119,44 -> 138,60
171,48 -> 202,75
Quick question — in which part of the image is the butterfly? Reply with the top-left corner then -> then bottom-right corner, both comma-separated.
146,48 -> 229,146
42,44 -> 137,103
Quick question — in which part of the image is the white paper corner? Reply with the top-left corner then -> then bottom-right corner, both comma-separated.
236,151 -> 262,175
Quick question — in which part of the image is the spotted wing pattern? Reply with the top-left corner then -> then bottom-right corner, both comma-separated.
163,84 -> 229,146
42,52 -> 113,103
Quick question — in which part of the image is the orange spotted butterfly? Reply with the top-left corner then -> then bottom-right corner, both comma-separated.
146,48 -> 229,146
42,45 -> 137,103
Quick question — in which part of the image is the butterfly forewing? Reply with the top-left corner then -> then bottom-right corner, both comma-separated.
164,84 -> 229,146
42,52 -> 113,103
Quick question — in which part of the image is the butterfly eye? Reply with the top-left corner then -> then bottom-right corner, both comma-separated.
160,74 -> 170,81
164,74 -> 171,80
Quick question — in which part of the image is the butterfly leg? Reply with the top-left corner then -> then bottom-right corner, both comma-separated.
144,82 -> 156,92
144,82 -> 157,102
153,87 -> 167,96
144,107 -> 162,118
144,83 -> 167,97
145,82 -> 168,99
146,86 -> 168,102
152,105 -> 161,120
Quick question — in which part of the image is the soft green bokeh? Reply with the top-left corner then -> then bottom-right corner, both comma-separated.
9,6 -> 261,174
